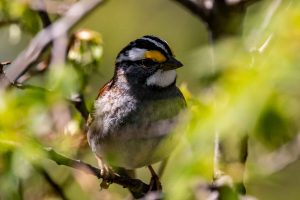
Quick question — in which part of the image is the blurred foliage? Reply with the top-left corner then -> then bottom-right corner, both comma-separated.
0,0 -> 41,33
1,0 -> 300,200
164,2 -> 300,200
68,29 -> 104,90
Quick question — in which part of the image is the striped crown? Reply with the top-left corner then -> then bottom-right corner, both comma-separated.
116,35 -> 173,64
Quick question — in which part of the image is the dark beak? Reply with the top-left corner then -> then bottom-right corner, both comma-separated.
161,56 -> 183,71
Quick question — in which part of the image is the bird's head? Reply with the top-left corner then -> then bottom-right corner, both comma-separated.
115,35 -> 183,88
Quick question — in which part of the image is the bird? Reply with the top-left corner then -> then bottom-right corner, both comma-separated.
87,35 -> 186,192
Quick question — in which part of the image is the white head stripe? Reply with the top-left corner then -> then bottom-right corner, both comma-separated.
116,48 -> 147,63
141,37 -> 168,54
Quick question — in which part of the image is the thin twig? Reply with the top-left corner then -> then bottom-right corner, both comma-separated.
18,178 -> 24,200
37,167 -> 69,200
13,83 -> 50,92
0,19 -> 19,27
38,9 -> 52,28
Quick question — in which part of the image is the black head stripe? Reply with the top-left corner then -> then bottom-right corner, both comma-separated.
116,36 -> 173,63
135,39 -> 168,56
142,35 -> 173,56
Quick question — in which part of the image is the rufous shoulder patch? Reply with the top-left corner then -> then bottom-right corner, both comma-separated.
97,80 -> 113,99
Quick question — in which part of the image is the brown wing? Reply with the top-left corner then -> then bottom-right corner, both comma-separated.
96,79 -> 113,99
87,80 -> 113,127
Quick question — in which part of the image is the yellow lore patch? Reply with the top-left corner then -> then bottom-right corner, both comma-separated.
144,50 -> 167,63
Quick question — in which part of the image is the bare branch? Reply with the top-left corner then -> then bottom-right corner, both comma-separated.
30,0 -> 74,15
0,0 -> 106,90
50,34 -> 68,66
45,148 -> 150,198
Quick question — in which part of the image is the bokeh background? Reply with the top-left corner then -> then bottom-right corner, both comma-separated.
1,0 -> 300,199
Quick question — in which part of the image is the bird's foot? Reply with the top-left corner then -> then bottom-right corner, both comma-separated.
96,156 -> 114,189
99,165 -> 112,189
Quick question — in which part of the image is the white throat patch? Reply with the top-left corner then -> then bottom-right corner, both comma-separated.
146,69 -> 176,87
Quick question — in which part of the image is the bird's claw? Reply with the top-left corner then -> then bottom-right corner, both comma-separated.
96,156 -> 114,189
100,163 -> 111,178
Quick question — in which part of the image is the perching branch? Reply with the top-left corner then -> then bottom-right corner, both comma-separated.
45,148 -> 150,198
0,0 -> 106,90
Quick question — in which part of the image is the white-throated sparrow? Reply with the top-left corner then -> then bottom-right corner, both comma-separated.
87,35 -> 186,190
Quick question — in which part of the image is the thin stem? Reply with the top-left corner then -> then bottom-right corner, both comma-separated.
37,167 -> 69,200
0,19 -> 19,27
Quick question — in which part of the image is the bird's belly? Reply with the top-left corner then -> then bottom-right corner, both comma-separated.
99,132 -> 180,169
94,119 -> 181,169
